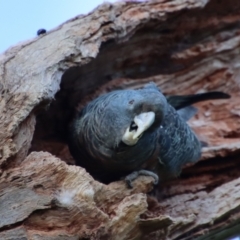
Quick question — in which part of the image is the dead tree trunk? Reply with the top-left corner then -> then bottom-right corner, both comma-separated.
1,0 -> 240,239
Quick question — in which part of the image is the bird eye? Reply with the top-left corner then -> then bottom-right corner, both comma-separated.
129,121 -> 138,131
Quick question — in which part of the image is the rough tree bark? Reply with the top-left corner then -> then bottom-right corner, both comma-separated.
1,0 -> 240,239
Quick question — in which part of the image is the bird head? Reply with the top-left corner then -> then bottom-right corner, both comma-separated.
121,83 -> 167,146
79,82 -> 167,150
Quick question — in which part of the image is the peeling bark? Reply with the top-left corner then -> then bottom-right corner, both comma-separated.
1,0 -> 240,239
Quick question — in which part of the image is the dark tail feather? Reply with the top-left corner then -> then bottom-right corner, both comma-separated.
167,91 -> 231,110
200,141 -> 208,147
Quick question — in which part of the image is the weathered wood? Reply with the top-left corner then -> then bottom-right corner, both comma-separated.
1,0 -> 240,239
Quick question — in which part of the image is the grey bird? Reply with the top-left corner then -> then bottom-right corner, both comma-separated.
68,83 -> 230,187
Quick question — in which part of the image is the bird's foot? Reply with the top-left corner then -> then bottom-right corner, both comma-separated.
125,170 -> 159,188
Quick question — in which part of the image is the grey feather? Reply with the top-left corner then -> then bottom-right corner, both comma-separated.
177,106 -> 198,122
68,83 -> 230,186
69,83 -> 168,183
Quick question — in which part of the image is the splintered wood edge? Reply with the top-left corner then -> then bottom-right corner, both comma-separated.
1,151 -> 240,239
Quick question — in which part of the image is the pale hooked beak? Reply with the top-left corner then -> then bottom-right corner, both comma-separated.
122,112 -> 155,146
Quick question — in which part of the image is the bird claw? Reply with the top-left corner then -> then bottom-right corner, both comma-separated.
125,170 -> 159,188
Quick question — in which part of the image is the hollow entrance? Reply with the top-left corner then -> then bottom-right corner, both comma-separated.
29,11 -> 239,185
30,20 -> 198,165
